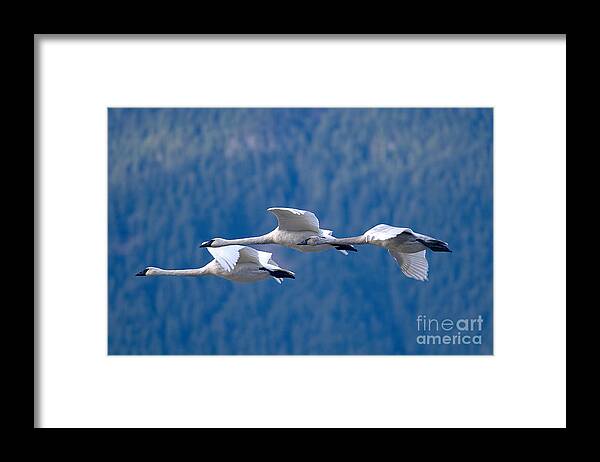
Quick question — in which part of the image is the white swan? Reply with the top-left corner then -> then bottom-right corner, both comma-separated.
298,224 -> 451,281
199,207 -> 357,254
136,245 -> 295,284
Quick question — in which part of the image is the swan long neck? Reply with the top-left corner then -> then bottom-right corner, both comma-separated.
327,235 -> 368,245
151,266 -> 209,277
218,234 -> 273,246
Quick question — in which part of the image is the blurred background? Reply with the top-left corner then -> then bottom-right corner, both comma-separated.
108,108 -> 493,355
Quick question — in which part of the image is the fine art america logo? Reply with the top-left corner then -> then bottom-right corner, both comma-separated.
416,314 -> 484,345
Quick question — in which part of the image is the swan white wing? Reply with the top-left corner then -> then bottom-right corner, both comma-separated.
388,249 -> 429,281
267,207 -> 320,232
207,245 -> 244,272
255,250 -> 274,268
208,245 -> 275,272
364,224 -> 414,242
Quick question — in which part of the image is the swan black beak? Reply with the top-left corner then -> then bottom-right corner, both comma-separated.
136,268 -> 148,276
199,239 -> 215,248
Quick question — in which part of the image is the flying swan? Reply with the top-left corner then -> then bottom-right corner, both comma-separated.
199,207 -> 357,254
136,245 -> 295,284
298,224 -> 451,281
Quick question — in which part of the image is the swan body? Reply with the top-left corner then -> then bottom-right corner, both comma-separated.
136,245 -> 295,284
299,224 -> 451,281
200,207 -> 357,255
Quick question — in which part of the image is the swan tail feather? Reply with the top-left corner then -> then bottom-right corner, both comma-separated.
333,244 -> 358,255
415,238 -> 452,252
259,267 -> 295,280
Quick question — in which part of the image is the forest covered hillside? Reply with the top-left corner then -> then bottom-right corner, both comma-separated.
108,108 -> 493,354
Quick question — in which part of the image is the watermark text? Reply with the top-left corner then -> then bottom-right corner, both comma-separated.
416,314 -> 484,345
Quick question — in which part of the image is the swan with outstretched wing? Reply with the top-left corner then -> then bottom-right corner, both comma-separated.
199,207 -> 357,255
298,224 -> 451,281
136,245 -> 295,284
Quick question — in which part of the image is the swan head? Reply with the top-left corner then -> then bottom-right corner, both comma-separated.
297,236 -> 328,246
199,238 -> 227,248
136,266 -> 159,276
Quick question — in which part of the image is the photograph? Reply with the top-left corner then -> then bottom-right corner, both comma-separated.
36,35 -> 565,428
108,108 -> 493,355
